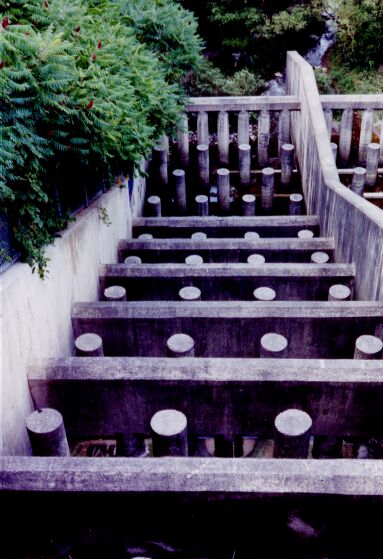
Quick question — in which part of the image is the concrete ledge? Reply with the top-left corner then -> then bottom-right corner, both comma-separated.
3,457 -> 383,496
186,96 -> 300,112
133,216 -> 320,238
71,301 -> 382,358
99,263 -> 355,301
28,357 -> 383,438
118,238 -> 335,264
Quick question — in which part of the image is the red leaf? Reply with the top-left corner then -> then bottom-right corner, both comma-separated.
2,17 -> 9,29
91,53 -> 97,61
98,41 -> 102,49
75,26 -> 81,33
44,0 -> 49,8
0,61 -> 4,69
86,100 -> 94,110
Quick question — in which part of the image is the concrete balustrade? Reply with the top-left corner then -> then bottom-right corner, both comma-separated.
217,168 -> 230,212
173,169 -> 187,214
239,144 -> 251,187
281,143 -> 295,187
328,284 -> 351,302
253,287 -> 276,301
365,143 -> 380,187
197,145 -> 210,189
75,333 -> 104,357
179,286 -> 202,301
289,193 -> 303,215
195,194 -> 209,217
261,167 -> 275,211
354,335 -> 383,360
26,408 -> 70,457
273,409 -> 312,458
103,285 -> 127,302
242,194 -> 256,216
351,167 -> 366,196
260,333 -> 288,358
147,195 -> 162,217
150,409 -> 188,456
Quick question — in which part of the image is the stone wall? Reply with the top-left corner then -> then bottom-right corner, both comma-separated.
286,51 -> 383,300
1,174 -> 146,456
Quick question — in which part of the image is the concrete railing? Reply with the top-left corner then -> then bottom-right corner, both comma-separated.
286,51 -> 383,300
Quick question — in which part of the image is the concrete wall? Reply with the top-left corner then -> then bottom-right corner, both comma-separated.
1,174 -> 146,456
286,51 -> 383,300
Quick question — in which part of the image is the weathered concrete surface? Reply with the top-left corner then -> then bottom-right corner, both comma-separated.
71,301 -> 382,358
99,263 -> 355,301
118,238 -> 335,264
133,216 -> 320,238
3,456 -> 383,495
287,51 -> 383,300
28,357 -> 383,439
1,182 -> 146,456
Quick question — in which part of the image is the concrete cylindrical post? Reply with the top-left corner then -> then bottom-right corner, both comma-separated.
278,109 -> 290,156
217,168 -> 231,212
238,110 -> 250,146
195,194 -> 209,217
75,333 -> 104,357
339,108 -> 353,166
331,142 -> 338,164
197,144 -> 210,189
260,333 -> 288,358
312,436 -> 343,459
244,231 -> 260,240
273,409 -> 312,458
328,284 -> 351,302
177,112 -> 189,168
26,408 -> 70,457
242,194 -> 256,216
258,110 -> 270,168
289,193 -> 303,215
147,195 -> 162,217
191,232 -> 207,240
185,254 -> 204,266
253,287 -> 276,301
152,143 -> 168,187
324,109 -> 333,138
239,144 -> 251,187
351,167 -> 366,196
173,169 -> 187,214
167,333 -> 195,357
311,251 -> 329,264
261,167 -> 275,211
218,110 -> 230,165
150,409 -> 188,457
358,108 -> 373,164
104,285 -> 127,302
247,254 -> 265,266
354,335 -> 383,360
179,286 -> 202,301
138,233 -> 154,240
297,229 -> 314,239
197,111 -> 209,145
124,255 -> 142,265
280,143 -> 295,187
365,143 -> 380,187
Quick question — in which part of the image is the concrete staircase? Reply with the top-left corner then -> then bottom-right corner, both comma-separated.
8,203 -> 381,557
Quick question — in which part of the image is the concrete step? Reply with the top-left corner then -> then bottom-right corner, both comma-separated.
133,216 -> 320,238
118,237 -> 335,264
71,300 -> 382,359
99,263 -> 355,301
28,357 -> 383,440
